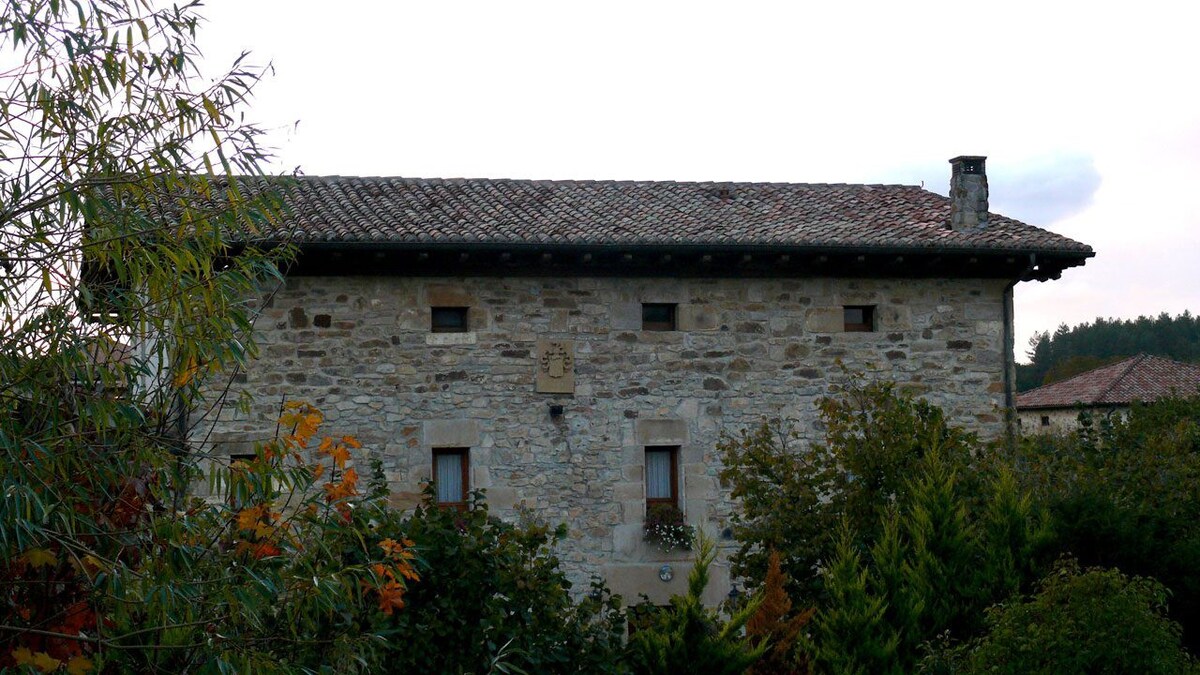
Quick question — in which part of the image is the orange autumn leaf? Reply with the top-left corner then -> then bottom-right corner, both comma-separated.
329,444 -> 351,469
236,505 -> 266,531
342,435 -> 362,449
376,580 -> 407,615
370,562 -> 390,580
323,467 -> 360,502
252,542 -> 281,559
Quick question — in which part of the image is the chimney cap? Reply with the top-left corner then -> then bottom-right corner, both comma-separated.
949,156 -> 987,174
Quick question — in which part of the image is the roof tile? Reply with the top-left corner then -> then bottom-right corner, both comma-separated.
239,176 -> 1093,255
1016,355 -> 1200,409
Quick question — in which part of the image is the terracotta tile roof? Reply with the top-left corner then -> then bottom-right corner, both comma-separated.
1016,355 -> 1200,409
240,176 -> 1092,256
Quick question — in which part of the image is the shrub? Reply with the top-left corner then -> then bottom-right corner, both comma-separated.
374,489 -> 627,674
626,533 -> 766,675
926,560 -> 1196,674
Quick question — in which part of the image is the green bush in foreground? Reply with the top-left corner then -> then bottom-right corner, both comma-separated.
925,560 -> 1196,675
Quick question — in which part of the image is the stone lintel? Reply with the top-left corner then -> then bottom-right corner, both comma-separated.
425,284 -> 473,307
634,418 -> 688,446
424,419 -> 481,448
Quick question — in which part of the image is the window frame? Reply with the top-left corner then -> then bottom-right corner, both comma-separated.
431,306 -> 469,333
644,445 -> 680,508
642,303 -> 678,332
432,447 -> 470,510
1040,415 -> 1050,427
843,305 -> 875,332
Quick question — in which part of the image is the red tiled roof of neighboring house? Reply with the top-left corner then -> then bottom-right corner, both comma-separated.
1016,354 -> 1200,410
252,176 -> 1093,257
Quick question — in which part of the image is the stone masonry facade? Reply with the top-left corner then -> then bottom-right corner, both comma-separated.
199,273 -> 1010,603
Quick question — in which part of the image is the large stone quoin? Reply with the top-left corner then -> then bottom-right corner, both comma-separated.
197,158 -> 1092,601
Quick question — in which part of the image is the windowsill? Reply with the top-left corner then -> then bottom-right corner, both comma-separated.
426,332 -> 477,346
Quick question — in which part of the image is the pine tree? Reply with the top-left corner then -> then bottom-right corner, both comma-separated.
811,524 -> 901,675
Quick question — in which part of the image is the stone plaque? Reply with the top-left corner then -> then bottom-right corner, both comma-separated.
426,332 -> 477,346
536,340 -> 575,394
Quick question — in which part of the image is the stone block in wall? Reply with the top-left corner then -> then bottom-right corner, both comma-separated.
684,473 -> 718,501
613,481 -> 645,502
388,491 -> 423,511
485,486 -> 518,510
635,418 -> 688,445
877,305 -> 913,330
610,302 -> 641,330
677,304 -> 718,331
613,523 -> 643,557
805,307 -> 843,333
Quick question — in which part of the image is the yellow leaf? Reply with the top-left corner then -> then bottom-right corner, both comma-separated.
201,95 -> 221,124
11,647 -> 34,666
22,548 -> 57,568
31,651 -> 62,673
67,655 -> 95,675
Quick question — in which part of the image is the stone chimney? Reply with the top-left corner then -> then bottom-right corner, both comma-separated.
949,155 -> 988,231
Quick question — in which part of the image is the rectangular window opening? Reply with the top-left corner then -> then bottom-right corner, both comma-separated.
645,445 -> 680,507
1040,416 -> 1050,427
843,305 -> 875,332
642,303 -> 677,331
431,306 -> 469,333
433,447 -> 470,509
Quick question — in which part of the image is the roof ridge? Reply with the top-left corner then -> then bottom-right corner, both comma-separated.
1097,353 -> 1148,404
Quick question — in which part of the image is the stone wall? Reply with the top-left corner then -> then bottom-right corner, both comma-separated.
1017,406 -> 1126,436
198,274 -> 1010,602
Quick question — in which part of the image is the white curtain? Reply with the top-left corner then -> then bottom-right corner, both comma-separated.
436,452 -> 464,503
646,449 -> 672,500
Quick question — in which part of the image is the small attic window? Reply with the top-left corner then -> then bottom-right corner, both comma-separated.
843,306 -> 875,332
642,303 -> 677,331
431,307 -> 468,333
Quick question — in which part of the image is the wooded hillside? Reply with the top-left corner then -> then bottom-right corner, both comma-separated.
1018,312 -> 1200,391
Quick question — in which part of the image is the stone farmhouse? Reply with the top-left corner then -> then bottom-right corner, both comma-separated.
1016,354 -> 1200,434
199,156 -> 1092,602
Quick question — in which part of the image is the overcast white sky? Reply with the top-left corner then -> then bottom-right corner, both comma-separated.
199,1 -> 1199,362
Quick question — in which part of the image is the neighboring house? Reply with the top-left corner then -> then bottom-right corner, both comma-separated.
1016,354 -> 1200,433
198,156 -> 1092,602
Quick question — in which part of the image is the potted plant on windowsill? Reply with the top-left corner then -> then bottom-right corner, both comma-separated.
643,503 -> 695,553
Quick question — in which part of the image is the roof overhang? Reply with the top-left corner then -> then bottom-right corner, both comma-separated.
250,240 -> 1092,281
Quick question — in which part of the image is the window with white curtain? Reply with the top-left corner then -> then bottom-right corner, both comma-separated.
433,448 -> 468,507
645,446 -> 678,506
